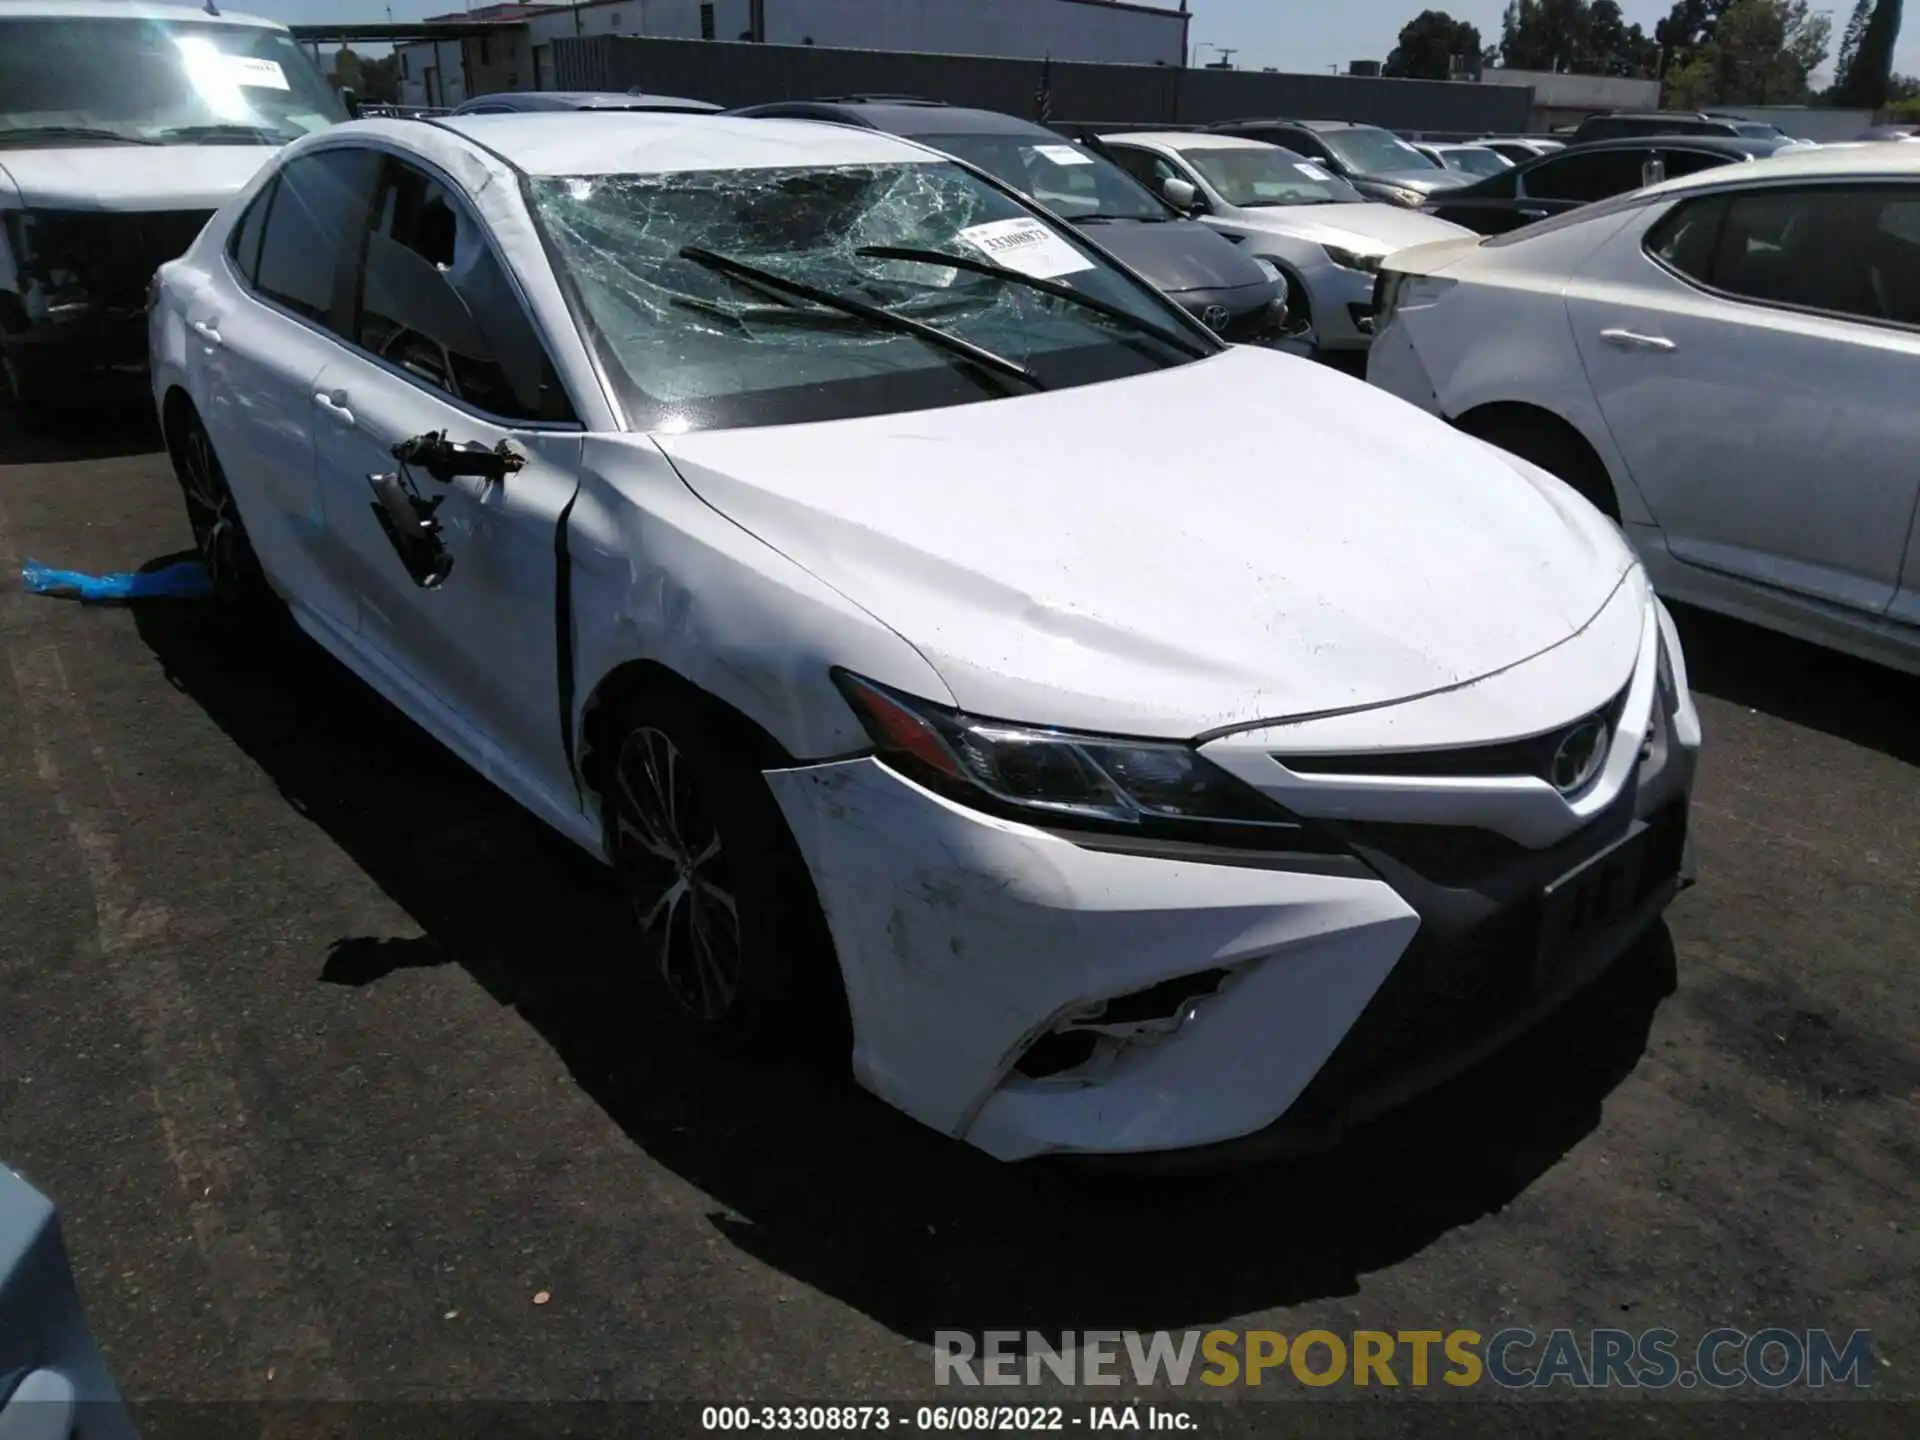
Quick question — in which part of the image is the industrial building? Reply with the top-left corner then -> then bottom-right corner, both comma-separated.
394,0 -> 1190,109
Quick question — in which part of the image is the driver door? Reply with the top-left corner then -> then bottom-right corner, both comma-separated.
312,150 -> 586,809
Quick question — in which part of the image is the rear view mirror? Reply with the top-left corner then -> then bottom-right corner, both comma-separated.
340,86 -> 361,120
1161,176 -> 1202,213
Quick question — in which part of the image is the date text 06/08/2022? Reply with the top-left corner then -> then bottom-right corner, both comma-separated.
702,1405 -> 1193,1431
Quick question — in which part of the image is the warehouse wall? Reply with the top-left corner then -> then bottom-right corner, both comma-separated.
553,34 -> 1535,133
760,0 -> 1186,65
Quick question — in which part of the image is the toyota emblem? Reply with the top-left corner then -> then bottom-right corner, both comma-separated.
1550,719 -> 1610,795
1202,305 -> 1230,332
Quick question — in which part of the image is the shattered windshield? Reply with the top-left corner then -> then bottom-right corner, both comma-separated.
530,162 -> 1204,433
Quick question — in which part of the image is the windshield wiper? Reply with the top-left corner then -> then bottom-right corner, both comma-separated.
0,126 -> 160,147
678,246 -> 1045,392
151,123 -> 286,145
1073,212 -> 1167,224
856,245 -> 1216,359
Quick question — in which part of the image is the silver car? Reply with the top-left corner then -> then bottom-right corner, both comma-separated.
1104,132 -> 1473,367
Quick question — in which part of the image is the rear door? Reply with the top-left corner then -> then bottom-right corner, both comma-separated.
309,149 -> 586,803
190,148 -> 379,629
1568,180 -> 1920,616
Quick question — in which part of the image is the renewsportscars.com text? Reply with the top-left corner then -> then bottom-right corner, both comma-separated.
934,1328 -> 1876,1391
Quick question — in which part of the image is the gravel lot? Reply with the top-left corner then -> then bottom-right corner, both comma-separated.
1,409 -> 1914,1436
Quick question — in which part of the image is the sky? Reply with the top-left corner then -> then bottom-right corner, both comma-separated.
243,0 -> 1917,86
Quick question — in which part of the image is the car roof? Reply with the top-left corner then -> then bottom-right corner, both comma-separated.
1104,131 -> 1281,152
0,0 -> 284,23
427,111 -> 936,176
460,90 -> 720,113
734,99 -> 1056,139
1208,118 -> 1366,133
1560,134 -> 1778,156
1637,137 -> 1920,198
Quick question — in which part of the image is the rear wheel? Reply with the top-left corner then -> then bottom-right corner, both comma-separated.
1464,412 -> 1620,521
604,686 -> 843,1054
171,409 -> 271,611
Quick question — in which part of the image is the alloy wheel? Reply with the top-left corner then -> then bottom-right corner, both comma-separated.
179,426 -> 246,604
613,725 -> 744,1021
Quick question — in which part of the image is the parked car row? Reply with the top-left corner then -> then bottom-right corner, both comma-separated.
1369,142 -> 1920,674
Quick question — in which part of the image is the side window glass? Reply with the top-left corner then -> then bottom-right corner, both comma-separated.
255,149 -> 379,331
355,157 -> 576,423
227,177 -> 277,286
1658,149 -> 1732,180
1525,150 -> 1643,203
1709,185 -> 1920,326
1645,194 -> 1728,281
1107,146 -> 1159,188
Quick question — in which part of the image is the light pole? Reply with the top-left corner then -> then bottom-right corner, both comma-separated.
1191,42 -> 1236,69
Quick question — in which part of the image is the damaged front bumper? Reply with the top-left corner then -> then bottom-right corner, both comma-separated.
765,594 -> 1699,1164
767,756 -> 1421,1160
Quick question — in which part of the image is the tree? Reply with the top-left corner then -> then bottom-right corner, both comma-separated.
1490,0 -> 1658,75
1828,0 -> 1904,108
1662,0 -> 1832,104
1499,0 -> 1592,70
1585,0 -> 1663,75
1832,0 -> 1873,80
1384,10 -> 1485,79
327,44 -> 400,103
1655,0 -> 1733,76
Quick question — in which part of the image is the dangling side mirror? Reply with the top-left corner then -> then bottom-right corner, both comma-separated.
340,86 -> 361,119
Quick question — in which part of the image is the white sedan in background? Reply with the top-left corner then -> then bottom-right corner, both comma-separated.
150,112 -> 1698,1162
1370,142 -> 1920,674
1103,131 -> 1473,365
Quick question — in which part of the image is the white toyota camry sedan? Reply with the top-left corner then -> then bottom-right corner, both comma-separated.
149,113 -> 1700,1161
1369,142 -> 1920,675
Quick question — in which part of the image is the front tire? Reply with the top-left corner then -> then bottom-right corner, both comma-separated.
170,408 -> 272,611
604,687 -> 842,1053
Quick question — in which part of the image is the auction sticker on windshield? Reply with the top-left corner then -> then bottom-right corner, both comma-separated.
219,55 -> 291,89
956,219 -> 1094,279
1294,163 -> 1333,181
1033,144 -> 1094,167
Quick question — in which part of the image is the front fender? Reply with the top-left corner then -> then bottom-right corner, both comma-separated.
568,433 -> 952,771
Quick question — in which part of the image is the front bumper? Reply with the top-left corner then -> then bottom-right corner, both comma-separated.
1,310 -> 150,404
1300,258 -> 1381,354
768,597 -> 1699,1162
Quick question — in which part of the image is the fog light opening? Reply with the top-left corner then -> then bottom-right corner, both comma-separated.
1012,967 -> 1237,1081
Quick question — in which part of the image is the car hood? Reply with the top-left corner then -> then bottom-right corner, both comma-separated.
1230,201 -> 1472,254
0,145 -> 279,211
654,347 -> 1636,738
1074,217 -> 1273,296
1365,168 -> 1471,194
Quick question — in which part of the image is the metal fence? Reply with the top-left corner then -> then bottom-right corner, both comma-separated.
551,34 -> 1534,134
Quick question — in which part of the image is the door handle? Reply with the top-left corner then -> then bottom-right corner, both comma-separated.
313,388 -> 355,425
190,318 -> 221,345
1599,328 -> 1676,353
1517,206 -> 1549,220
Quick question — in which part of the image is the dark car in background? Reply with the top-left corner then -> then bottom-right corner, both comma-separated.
1568,110 -> 1791,144
1200,119 -> 1471,209
451,90 -> 720,114
1420,135 -> 1786,235
729,97 -> 1289,342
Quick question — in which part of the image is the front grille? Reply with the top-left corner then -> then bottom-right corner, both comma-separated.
1200,301 -> 1284,345
1279,683 -> 1633,789
25,209 -> 216,311
1283,800 -> 1688,1128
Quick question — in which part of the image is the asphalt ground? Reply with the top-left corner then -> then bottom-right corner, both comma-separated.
0,405 -> 1915,1439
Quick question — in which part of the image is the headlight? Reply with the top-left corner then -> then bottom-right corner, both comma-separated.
835,671 -> 1305,834
1322,244 -> 1382,274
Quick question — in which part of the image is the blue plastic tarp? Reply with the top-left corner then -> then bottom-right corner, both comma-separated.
20,560 -> 213,603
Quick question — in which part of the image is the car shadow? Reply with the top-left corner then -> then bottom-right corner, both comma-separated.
132,591 -> 1677,1340
1669,601 -> 1920,768
0,400 -> 163,467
